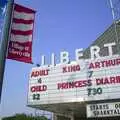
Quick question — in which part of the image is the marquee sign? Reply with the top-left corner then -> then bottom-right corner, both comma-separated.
28,52 -> 120,105
87,102 -> 120,118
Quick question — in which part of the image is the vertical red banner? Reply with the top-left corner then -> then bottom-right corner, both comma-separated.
7,4 -> 35,63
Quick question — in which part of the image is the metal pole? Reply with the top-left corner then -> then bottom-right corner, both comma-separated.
0,0 -> 14,102
109,0 -> 119,54
109,0 -> 115,19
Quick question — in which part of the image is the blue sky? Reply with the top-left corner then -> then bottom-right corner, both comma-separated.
0,0 -> 114,118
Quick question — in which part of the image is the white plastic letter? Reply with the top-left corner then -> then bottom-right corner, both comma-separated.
51,53 -> 55,66
60,51 -> 69,64
75,48 -> 83,61
104,42 -> 116,56
90,46 -> 100,59
41,55 -> 45,66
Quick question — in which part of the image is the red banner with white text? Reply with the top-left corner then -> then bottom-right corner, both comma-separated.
7,4 -> 35,63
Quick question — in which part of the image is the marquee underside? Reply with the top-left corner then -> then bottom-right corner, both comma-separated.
28,102 -> 86,117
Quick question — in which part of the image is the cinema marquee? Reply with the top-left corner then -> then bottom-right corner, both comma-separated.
27,20 -> 120,120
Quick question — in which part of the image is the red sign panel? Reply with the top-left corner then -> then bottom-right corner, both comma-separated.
7,4 -> 35,63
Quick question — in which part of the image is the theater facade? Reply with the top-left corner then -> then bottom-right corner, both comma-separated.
27,20 -> 120,120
